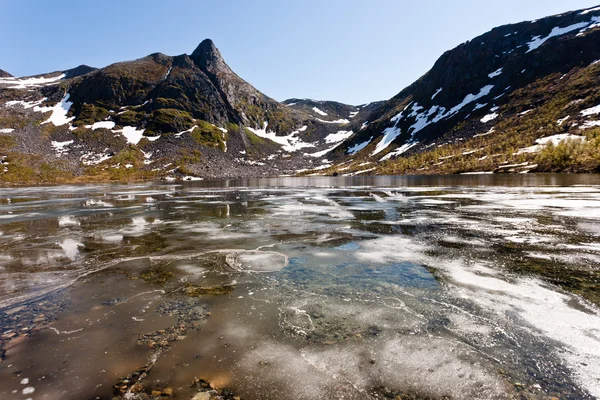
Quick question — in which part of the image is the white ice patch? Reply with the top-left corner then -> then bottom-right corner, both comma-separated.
443,258 -> 600,399
113,126 -> 145,145
58,216 -> 80,227
557,116 -> 570,125
51,140 -> 73,157
323,130 -> 353,144
312,107 -> 328,116
85,121 -> 116,130
246,123 -> 314,152
22,387 -> 35,395
0,73 -> 65,89
527,21 -> 591,52
0,128 -> 14,133
59,238 -> 82,261
349,111 -> 359,118
488,68 -> 503,78
41,94 -> 75,126
347,137 -> 372,155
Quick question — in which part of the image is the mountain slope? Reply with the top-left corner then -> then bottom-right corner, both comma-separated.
0,40 -> 360,183
0,69 -> 11,78
325,5 -> 600,175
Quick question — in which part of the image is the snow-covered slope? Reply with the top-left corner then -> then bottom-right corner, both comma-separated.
336,5 -> 600,171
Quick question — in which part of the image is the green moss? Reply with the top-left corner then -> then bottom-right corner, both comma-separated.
145,108 -> 194,136
114,110 -> 144,127
244,128 -> 266,146
0,153 -> 74,184
74,104 -> 110,126
226,122 -> 240,133
154,97 -> 183,109
190,120 -> 226,151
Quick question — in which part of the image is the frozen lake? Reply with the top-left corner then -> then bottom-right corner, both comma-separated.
0,175 -> 599,400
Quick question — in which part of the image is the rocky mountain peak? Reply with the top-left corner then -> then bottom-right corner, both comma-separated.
190,38 -> 229,75
0,68 -> 12,78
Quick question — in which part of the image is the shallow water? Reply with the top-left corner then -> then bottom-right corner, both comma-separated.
1,175 -> 600,400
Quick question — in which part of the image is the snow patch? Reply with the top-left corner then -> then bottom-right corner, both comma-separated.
316,118 -> 350,124
347,137 -> 372,155
581,6 -> 600,14
431,87 -> 443,100
312,107 -> 328,116
380,141 -> 419,161
582,120 -> 600,129
114,126 -> 145,145
247,123 -> 315,152
42,94 -> 75,126
323,130 -> 353,144
80,151 -> 112,165
0,128 -> 14,133
85,121 -> 116,130
517,134 -> 586,154
0,73 -> 65,89
581,104 -> 600,117
480,112 -> 498,123
488,68 -> 503,78
527,21 -> 591,52
51,140 -> 73,157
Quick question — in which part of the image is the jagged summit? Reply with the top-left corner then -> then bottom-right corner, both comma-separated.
0,69 -> 12,78
190,39 -> 228,73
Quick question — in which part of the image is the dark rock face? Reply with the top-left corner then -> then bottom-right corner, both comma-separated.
341,6 -> 600,161
0,69 -> 11,78
65,40 -> 301,134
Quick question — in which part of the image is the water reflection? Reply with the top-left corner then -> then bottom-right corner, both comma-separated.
0,175 -> 599,400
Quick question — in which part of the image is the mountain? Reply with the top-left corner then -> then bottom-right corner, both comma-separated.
329,5 -> 600,175
2,5 -> 600,183
0,69 -> 11,78
0,40 -> 362,183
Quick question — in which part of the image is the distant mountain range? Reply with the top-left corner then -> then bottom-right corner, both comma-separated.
1,5 -> 600,183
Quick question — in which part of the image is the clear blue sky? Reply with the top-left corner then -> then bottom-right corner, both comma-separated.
1,0 -> 598,104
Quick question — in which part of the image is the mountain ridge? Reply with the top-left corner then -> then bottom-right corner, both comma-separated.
0,39 -> 364,183
1,4 -> 600,183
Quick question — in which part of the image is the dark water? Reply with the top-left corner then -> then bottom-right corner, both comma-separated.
0,175 -> 599,400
